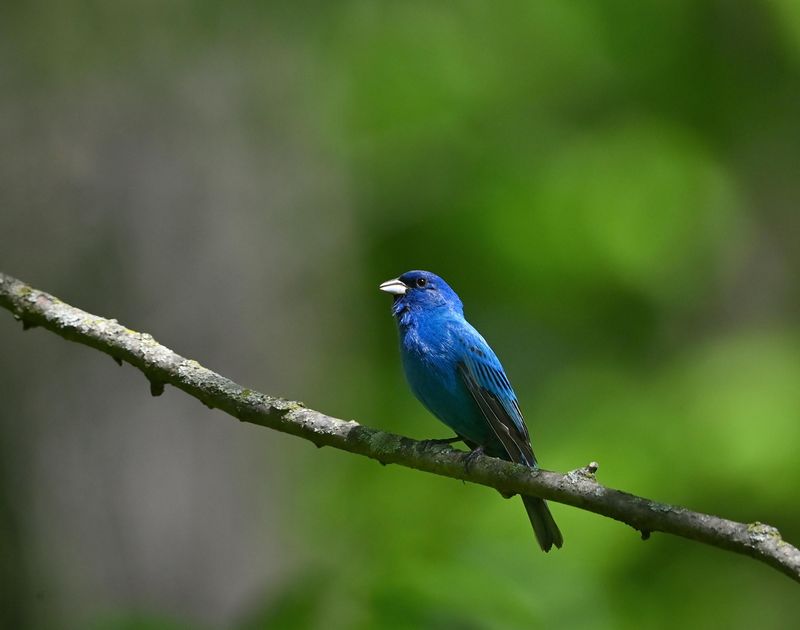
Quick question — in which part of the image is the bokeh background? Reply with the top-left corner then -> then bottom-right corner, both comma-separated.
2,2 -> 800,628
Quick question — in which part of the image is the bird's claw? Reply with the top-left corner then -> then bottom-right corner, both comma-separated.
463,446 -> 485,474
419,436 -> 462,449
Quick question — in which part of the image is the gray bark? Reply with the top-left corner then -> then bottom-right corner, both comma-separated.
2,271 -> 798,584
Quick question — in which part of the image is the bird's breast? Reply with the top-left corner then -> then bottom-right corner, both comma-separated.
399,324 -> 492,443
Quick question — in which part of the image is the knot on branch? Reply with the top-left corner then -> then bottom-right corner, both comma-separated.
148,378 -> 165,397
566,461 -> 600,483
747,522 -> 782,545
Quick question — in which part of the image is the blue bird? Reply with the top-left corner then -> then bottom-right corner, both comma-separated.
380,270 -> 563,552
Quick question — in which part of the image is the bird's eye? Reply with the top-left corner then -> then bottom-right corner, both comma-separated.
415,277 -> 427,288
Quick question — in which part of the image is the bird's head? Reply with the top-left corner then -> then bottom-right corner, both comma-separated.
379,270 -> 463,321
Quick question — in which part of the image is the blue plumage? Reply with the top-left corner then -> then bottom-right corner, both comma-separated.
380,270 -> 563,552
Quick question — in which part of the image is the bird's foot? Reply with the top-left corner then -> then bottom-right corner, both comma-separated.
463,446 -> 485,474
419,436 -> 462,449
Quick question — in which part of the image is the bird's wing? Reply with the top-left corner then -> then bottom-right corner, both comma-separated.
456,336 -> 537,467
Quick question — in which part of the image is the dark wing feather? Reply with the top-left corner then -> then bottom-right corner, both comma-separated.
454,329 -> 563,551
458,359 -> 537,467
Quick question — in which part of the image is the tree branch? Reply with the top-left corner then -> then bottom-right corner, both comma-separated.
1,271 -> 798,583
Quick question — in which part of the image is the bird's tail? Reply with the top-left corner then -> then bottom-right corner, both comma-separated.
522,496 -> 563,552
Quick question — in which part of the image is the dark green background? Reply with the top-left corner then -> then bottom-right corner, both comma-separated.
2,2 -> 800,628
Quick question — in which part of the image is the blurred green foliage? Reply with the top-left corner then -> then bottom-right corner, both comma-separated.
2,0 -> 800,629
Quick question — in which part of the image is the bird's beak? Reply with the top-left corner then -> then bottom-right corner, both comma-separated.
379,278 -> 407,295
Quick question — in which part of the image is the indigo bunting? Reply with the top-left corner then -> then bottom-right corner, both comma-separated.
380,270 -> 563,552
